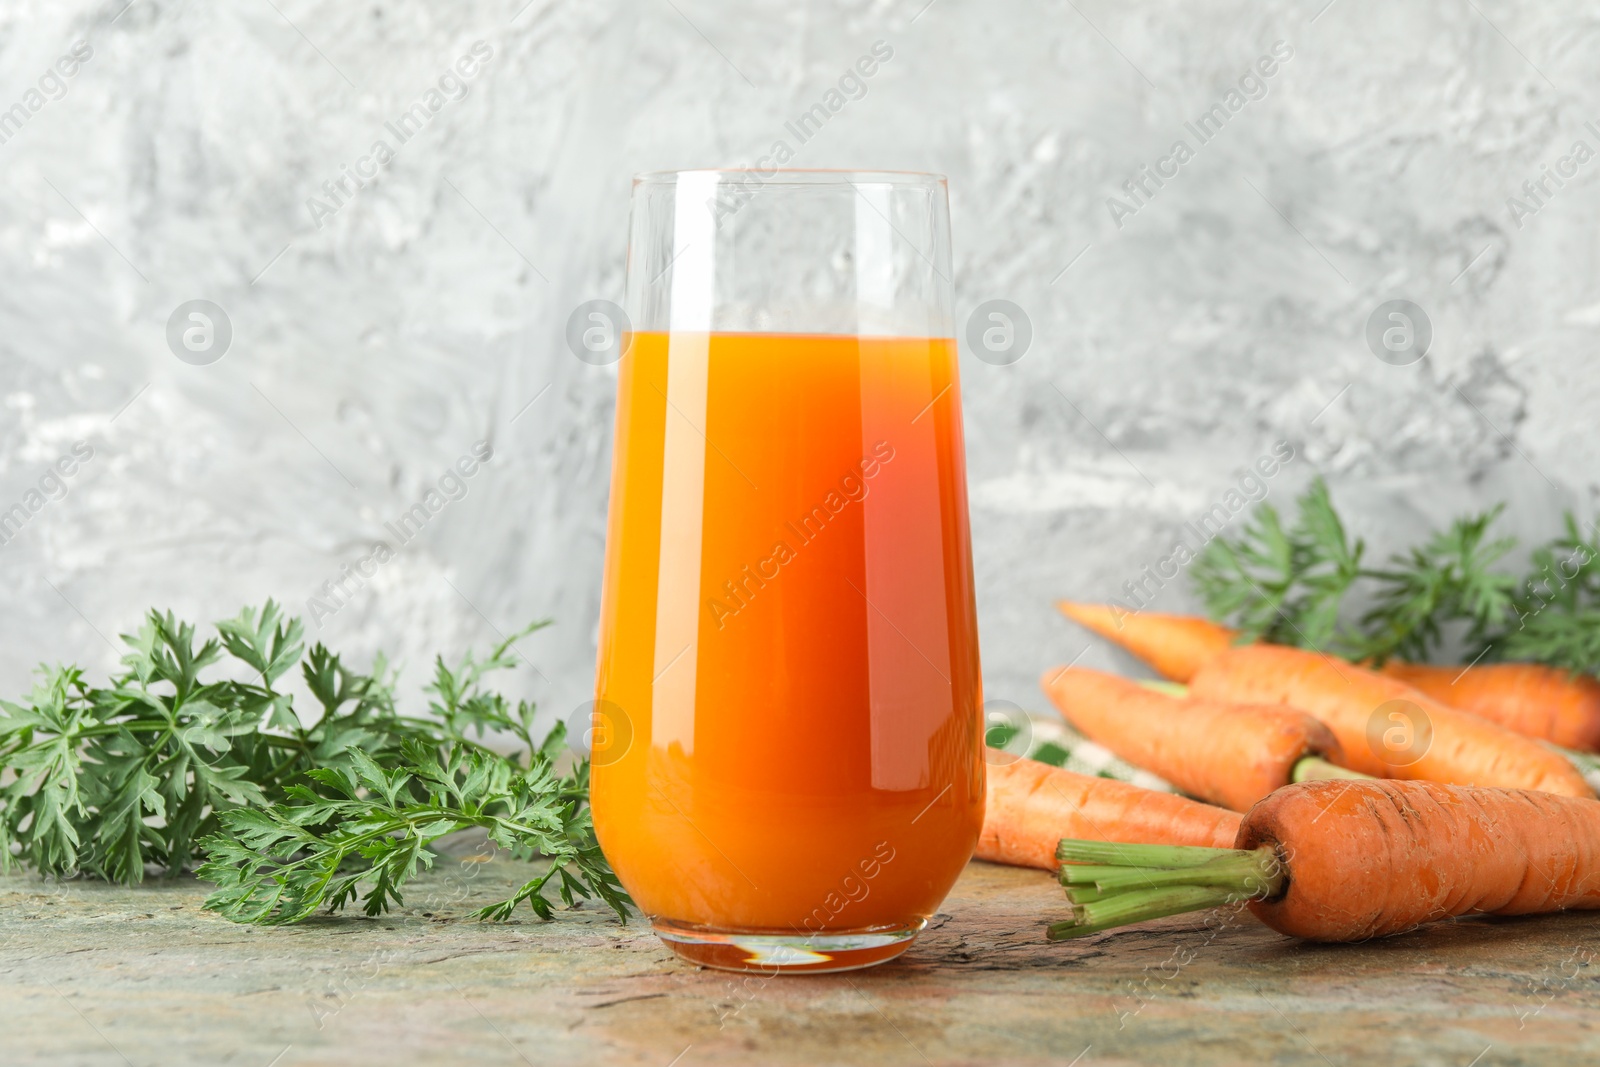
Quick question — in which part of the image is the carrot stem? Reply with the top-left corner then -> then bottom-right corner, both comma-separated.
1290,755 -> 1372,783
1137,679 -> 1192,699
1061,852 -> 1275,893
1048,886 -> 1241,940
1055,839 -> 1238,868
1058,864 -> 1141,885
1062,884 -> 1114,905
1050,839 -> 1286,939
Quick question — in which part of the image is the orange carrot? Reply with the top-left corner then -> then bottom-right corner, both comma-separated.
1245,779 -> 1600,939
1039,667 -> 1343,812
1051,779 -> 1600,942
976,751 -> 1241,871
1061,602 -> 1600,754
1189,643 -> 1593,797
1381,661 -> 1600,753
1055,602 -> 1592,793
1056,602 -> 1237,683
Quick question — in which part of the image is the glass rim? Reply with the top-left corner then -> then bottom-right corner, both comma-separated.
632,168 -> 947,188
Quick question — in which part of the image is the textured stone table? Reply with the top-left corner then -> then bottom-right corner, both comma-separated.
3,847 -> 1597,1067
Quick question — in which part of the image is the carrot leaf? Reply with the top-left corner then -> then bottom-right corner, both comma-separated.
1191,477 -> 1365,652
1358,506 -> 1518,663
1494,514 -> 1600,672
1193,478 -> 1600,673
0,604 -> 627,927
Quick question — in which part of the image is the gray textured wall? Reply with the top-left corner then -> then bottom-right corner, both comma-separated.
2,0 -> 1596,728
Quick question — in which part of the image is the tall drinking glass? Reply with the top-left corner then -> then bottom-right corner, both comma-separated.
591,170 -> 983,973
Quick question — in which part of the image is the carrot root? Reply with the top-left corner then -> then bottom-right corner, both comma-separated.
1382,661 -> 1600,752
1052,780 -> 1600,943
1190,643 -> 1596,797
1042,666 -> 1344,811
978,753 -> 1242,870
1056,602 -> 1238,683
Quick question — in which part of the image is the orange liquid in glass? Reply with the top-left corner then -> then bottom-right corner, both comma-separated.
591,331 -> 984,935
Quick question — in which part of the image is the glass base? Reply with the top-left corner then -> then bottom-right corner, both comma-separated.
652,918 -> 926,973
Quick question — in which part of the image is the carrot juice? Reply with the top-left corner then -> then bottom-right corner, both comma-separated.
591,330 -> 984,968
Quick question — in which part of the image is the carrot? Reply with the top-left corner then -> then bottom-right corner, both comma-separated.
1050,779 -> 1600,942
1380,661 -> 1600,753
1060,601 -> 1600,755
1056,601 -> 1237,682
1056,601 -> 1592,793
1188,643 -> 1593,796
1039,667 -> 1348,812
976,751 -> 1240,871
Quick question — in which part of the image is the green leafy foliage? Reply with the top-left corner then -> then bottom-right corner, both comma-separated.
1191,479 -> 1364,650
197,737 -> 626,926
1498,515 -> 1600,671
1358,508 -> 1518,663
1192,479 -> 1600,671
0,603 -> 628,927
